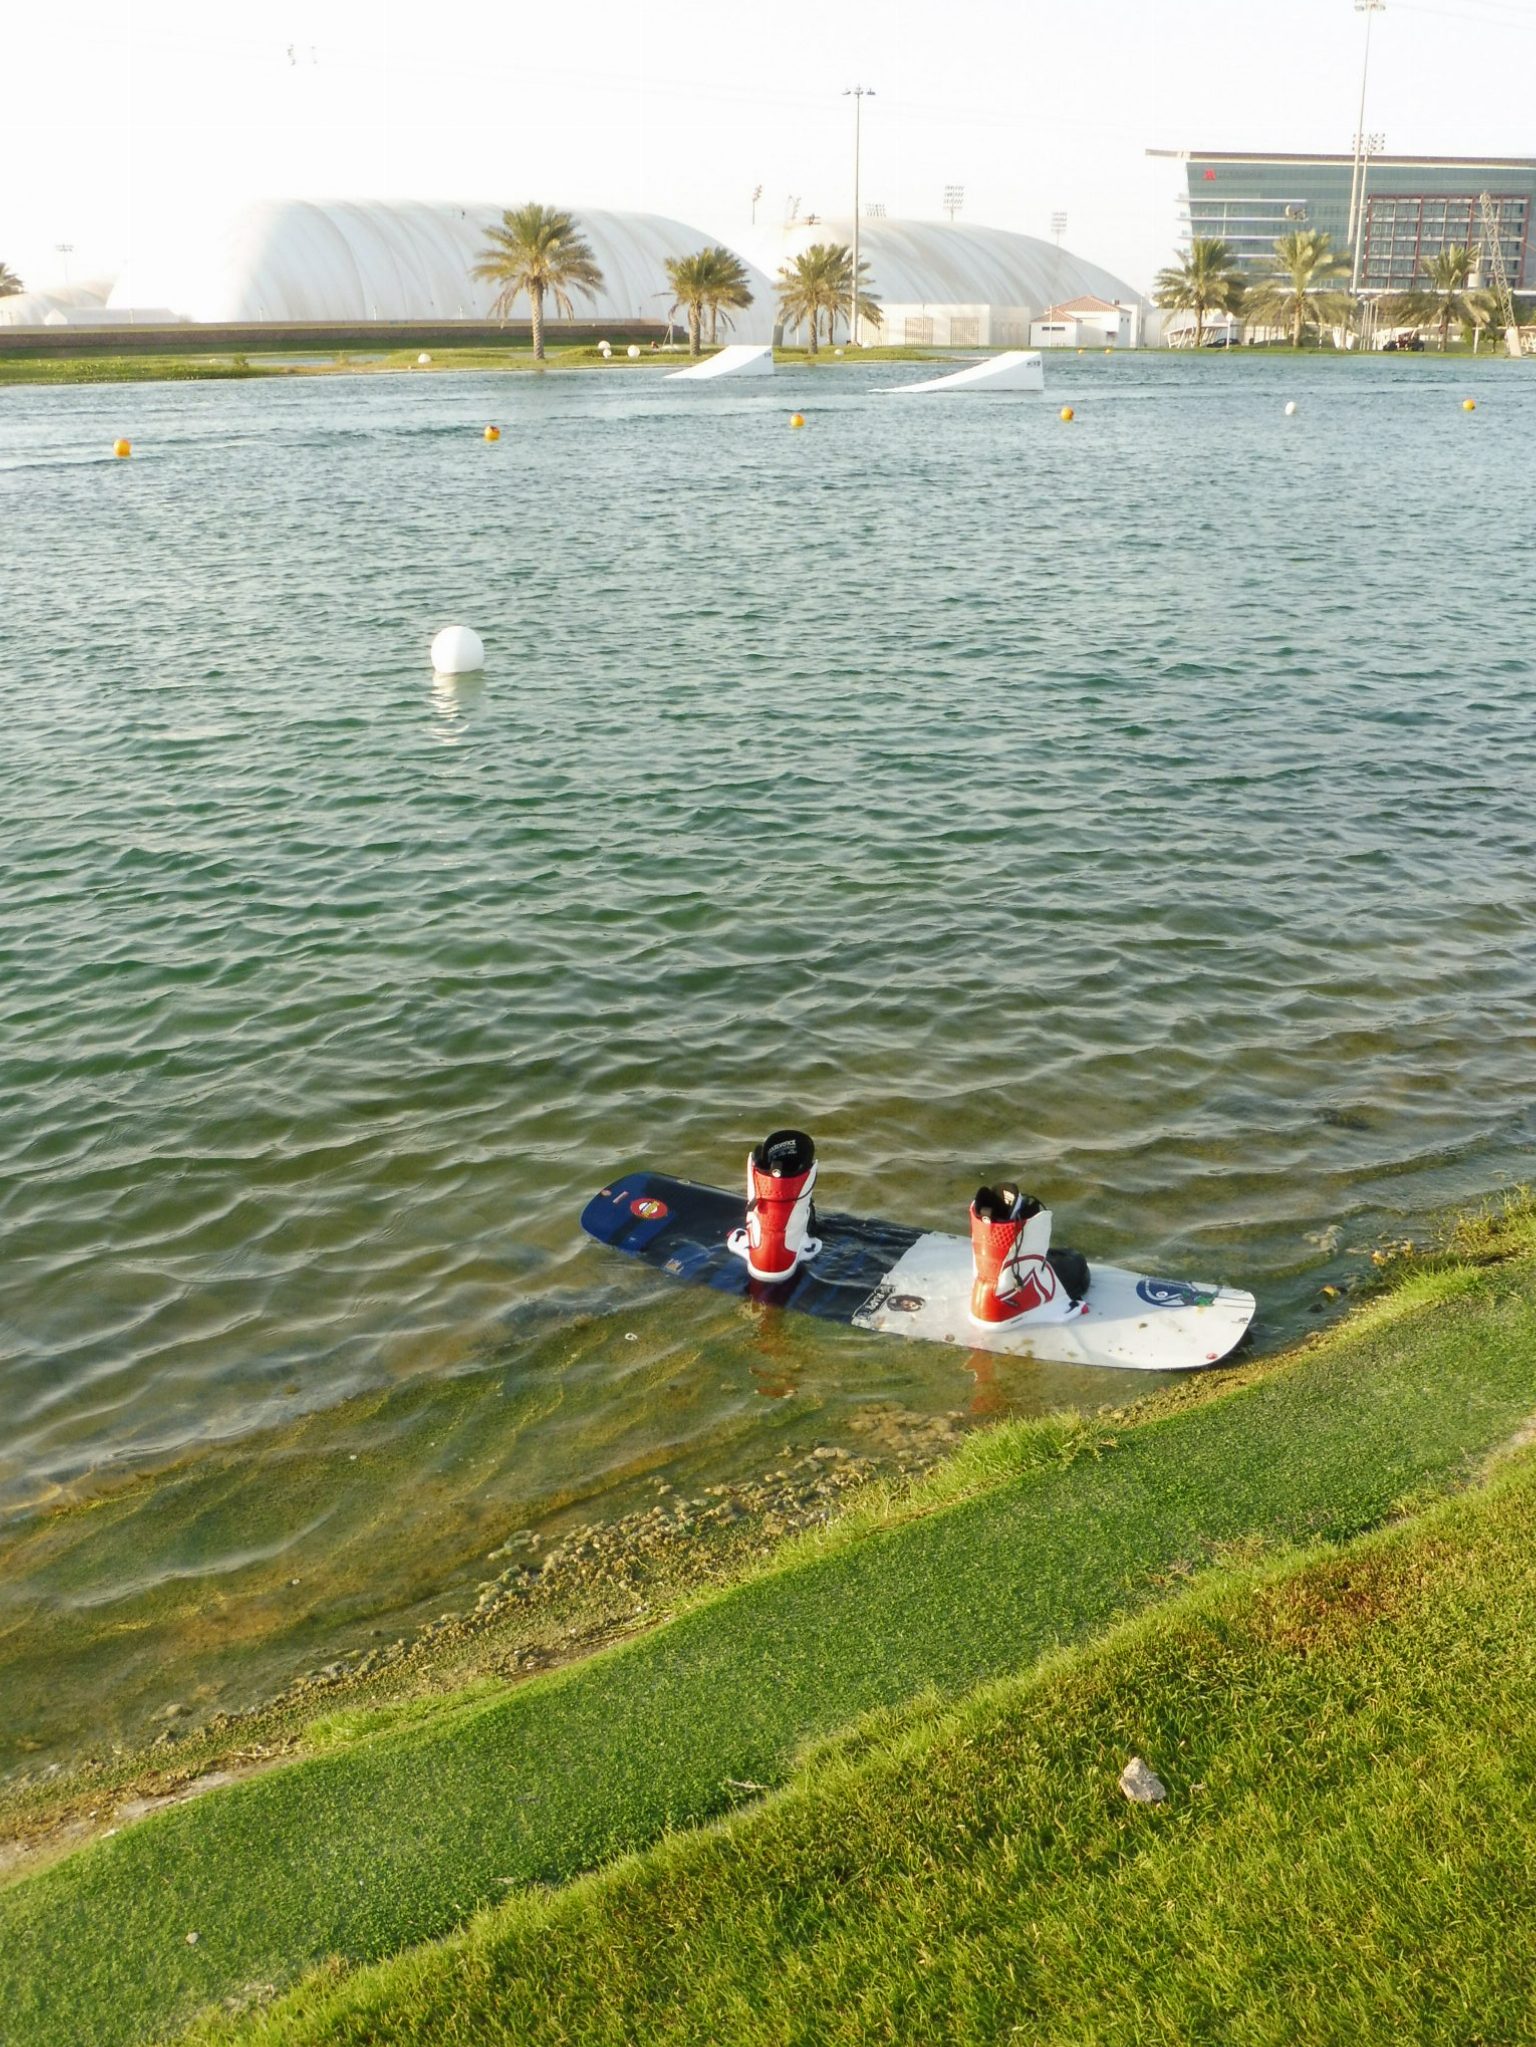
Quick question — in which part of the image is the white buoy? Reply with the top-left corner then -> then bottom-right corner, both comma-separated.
417,352 -> 432,366
430,624 -> 485,675
627,344 -> 641,359
1285,400 -> 1298,416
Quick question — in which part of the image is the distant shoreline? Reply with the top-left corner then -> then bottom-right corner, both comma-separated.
1,338 -> 1513,386
0,342 -> 963,386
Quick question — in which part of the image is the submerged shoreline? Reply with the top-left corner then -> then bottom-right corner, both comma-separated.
0,1401 -> 971,1871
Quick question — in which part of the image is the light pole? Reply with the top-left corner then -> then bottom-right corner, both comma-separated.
844,85 -> 874,345
751,184 -> 763,226
1050,211 -> 1067,248
1346,0 -> 1386,292
944,184 -> 964,224
54,242 -> 74,285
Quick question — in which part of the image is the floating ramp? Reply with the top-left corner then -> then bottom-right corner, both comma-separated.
888,349 -> 1044,394
667,343 -> 775,381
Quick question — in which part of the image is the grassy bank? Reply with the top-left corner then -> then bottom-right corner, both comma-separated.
0,353 -> 266,384
189,1450 -> 1536,2047
2,1203 -> 1535,2045
0,341 -> 971,385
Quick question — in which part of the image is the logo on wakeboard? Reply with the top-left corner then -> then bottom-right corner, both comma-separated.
1137,1278 -> 1219,1310
630,1197 -> 669,1220
861,1285 -> 926,1316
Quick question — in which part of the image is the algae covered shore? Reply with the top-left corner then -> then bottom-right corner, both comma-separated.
5,1198 -> 1536,2045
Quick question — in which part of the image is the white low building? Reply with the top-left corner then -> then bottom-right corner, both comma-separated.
1029,295 -> 1139,348
878,303 -> 1037,347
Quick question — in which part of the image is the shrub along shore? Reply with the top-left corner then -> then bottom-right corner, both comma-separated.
3,1198 -> 1536,2045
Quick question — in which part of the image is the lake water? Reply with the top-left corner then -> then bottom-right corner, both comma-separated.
3,352 -> 1535,1771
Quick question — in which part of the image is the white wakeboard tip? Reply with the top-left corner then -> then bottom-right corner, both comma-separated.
855,1234 -> 1256,1370
666,343 -> 775,382
887,349 -> 1045,395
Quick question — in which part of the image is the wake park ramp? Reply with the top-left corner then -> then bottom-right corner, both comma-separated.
667,343 -> 775,381
888,349 -> 1044,394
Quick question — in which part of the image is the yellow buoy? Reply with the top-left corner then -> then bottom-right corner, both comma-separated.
1076,348 -> 1085,355
1104,347 -> 1113,355
113,438 -> 132,458
483,425 -> 501,441
1463,398 -> 1477,412
790,412 -> 806,428
1059,406 -> 1075,423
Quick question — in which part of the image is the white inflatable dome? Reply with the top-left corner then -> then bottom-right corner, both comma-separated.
748,218 -> 1139,318
0,280 -> 115,327
106,200 -> 777,335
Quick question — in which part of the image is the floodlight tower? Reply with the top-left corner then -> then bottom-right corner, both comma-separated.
751,184 -> 763,225
1352,132 -> 1385,292
844,85 -> 875,344
1346,0 -> 1386,290
945,184 -> 965,223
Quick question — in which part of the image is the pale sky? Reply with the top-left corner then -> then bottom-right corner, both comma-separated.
4,0 -> 1534,298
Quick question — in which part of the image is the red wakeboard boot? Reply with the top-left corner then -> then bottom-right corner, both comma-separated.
727,1129 -> 822,1283
969,1183 -> 1082,1327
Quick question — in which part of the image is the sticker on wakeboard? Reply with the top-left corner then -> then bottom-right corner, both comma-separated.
630,1197 -> 669,1220
1136,1278 -> 1220,1309
860,1285 -> 927,1316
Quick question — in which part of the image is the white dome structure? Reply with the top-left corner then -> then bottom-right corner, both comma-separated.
106,200 -> 776,335
0,280 -> 117,327
747,218 -> 1140,346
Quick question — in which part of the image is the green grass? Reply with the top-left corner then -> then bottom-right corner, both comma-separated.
0,340 -> 957,385
0,354 -> 263,384
188,1452 -> 1536,2047
5,1223 -> 1536,2045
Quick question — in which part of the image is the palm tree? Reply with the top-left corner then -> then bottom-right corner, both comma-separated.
1244,229 -> 1351,349
777,243 -> 882,351
776,244 -> 838,352
0,262 -> 22,298
1381,246 -> 1496,351
664,247 -> 755,357
472,204 -> 604,361
665,251 -> 712,357
701,247 -> 754,345
824,244 -> 883,344
1152,238 -> 1245,349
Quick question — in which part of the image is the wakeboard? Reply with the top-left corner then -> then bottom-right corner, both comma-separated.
581,1171 -> 1255,1371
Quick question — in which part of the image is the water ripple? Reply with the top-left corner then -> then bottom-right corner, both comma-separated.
1,355 -> 1535,1751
